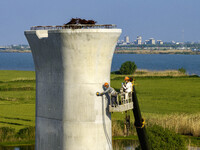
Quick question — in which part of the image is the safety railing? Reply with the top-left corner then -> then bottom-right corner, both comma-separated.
117,92 -> 133,105
30,24 -> 116,30
109,91 -> 134,113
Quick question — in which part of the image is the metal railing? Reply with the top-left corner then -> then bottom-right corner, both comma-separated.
30,24 -> 116,30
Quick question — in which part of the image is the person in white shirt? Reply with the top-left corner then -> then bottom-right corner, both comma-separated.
122,76 -> 132,100
122,76 -> 132,93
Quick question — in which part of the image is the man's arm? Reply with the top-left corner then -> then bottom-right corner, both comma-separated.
100,87 -> 110,95
97,87 -> 110,96
122,83 -> 127,90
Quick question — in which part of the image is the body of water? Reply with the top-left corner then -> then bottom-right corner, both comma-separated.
112,54 -> 200,75
0,53 -> 200,75
0,53 -> 34,71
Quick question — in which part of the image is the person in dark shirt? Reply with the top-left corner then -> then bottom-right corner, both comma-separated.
96,82 -> 118,107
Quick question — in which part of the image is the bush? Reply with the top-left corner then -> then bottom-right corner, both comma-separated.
136,125 -> 187,150
16,126 -> 35,140
0,127 -> 15,142
0,126 -> 35,143
120,61 -> 137,75
178,67 -> 186,74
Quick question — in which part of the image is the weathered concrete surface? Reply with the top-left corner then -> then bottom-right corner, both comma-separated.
25,28 -> 121,150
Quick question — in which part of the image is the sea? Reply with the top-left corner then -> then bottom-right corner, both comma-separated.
0,52 -> 200,75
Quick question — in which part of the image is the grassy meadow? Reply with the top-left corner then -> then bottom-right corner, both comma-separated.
111,73 -> 200,140
0,71 -> 35,132
0,70 -> 200,146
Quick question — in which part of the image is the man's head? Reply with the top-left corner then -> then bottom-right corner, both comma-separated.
124,76 -> 129,82
104,82 -> 109,88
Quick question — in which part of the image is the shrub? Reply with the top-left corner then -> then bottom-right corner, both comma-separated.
0,126 -> 35,144
178,67 -> 186,74
120,61 -> 137,75
0,127 -> 15,142
136,125 -> 187,150
15,126 -> 35,140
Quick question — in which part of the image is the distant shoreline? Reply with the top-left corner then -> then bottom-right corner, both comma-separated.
0,50 -> 31,53
114,49 -> 200,55
1,49 -> 200,55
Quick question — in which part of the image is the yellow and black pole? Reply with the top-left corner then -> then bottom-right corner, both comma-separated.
132,86 -> 151,150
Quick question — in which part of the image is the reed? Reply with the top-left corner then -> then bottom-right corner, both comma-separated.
134,69 -> 187,77
112,112 -> 200,137
112,120 -> 124,136
112,120 -> 137,137
111,69 -> 188,78
144,113 -> 200,137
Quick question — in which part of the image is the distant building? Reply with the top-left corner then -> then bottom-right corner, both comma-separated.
149,38 -> 156,45
0,46 -> 6,48
0,46 -> 6,50
157,40 -> 163,45
124,36 -> 130,43
171,41 -> 176,44
135,36 -> 142,45
144,40 -> 149,45
117,40 -> 128,45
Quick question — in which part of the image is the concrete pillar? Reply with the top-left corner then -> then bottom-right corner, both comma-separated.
25,28 -> 121,150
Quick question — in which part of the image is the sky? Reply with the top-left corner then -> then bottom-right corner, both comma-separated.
0,0 -> 200,45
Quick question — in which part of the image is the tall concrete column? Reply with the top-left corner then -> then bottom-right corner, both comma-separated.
25,27 -> 121,150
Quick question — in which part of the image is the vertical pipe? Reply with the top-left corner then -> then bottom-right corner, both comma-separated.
132,86 -> 151,150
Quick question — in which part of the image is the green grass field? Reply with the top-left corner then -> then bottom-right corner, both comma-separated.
111,75 -> 200,138
0,70 -> 199,142
111,76 -> 200,114
0,71 -> 35,131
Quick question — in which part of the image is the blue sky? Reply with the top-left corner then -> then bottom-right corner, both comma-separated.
0,0 -> 200,45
